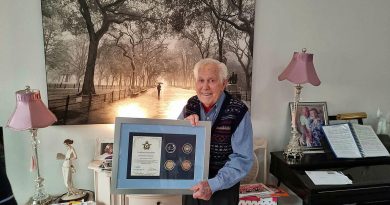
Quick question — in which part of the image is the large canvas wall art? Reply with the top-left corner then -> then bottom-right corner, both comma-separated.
41,0 -> 256,125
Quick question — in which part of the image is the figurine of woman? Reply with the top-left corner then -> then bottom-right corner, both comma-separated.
57,139 -> 85,200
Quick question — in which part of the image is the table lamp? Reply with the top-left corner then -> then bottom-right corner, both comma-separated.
278,48 -> 321,158
7,86 -> 57,204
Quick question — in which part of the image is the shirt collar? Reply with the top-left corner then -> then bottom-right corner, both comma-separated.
200,92 -> 226,113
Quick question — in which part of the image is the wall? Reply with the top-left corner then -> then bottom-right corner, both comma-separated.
0,0 -> 115,203
252,2 -> 390,203
1,0 -> 390,204
253,1 -> 390,155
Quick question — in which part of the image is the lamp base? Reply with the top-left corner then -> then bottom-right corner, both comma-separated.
283,145 -> 303,159
28,195 -> 52,205
31,185 -> 51,205
283,131 -> 304,159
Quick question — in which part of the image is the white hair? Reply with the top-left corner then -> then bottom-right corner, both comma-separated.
193,58 -> 228,82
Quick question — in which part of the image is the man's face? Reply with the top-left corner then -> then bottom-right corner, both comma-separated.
302,107 -> 309,117
195,64 -> 227,108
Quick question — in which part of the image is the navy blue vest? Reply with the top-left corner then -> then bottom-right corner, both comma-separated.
184,92 -> 248,178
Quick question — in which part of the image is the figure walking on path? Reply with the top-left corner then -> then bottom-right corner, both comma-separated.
229,72 -> 238,84
157,84 -> 162,100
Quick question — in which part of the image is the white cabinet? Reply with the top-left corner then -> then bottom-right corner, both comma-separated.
89,161 -> 182,205
92,169 -> 125,205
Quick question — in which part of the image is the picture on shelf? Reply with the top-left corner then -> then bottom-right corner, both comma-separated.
100,143 -> 113,155
95,138 -> 114,161
289,102 -> 328,149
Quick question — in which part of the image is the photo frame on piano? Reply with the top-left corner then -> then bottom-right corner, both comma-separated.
289,102 -> 328,152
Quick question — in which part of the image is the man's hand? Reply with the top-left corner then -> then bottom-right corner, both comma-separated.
191,181 -> 212,200
185,114 -> 200,126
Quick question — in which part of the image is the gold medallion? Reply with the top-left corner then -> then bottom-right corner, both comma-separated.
181,160 -> 192,171
164,160 -> 175,171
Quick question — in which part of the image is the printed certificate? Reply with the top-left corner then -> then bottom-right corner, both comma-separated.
130,136 -> 162,176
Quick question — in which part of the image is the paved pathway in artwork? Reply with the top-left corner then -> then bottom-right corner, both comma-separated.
87,85 -> 196,124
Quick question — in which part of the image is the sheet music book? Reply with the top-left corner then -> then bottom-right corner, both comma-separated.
305,171 -> 353,185
322,123 -> 390,158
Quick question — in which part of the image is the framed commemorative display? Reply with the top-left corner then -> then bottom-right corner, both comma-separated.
111,117 -> 211,194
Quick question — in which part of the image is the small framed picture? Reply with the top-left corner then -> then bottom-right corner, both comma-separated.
95,137 -> 114,160
289,102 -> 328,149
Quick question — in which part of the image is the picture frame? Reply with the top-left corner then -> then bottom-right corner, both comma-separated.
289,102 -> 329,150
42,1 -> 255,125
94,137 -> 114,160
111,117 -> 211,195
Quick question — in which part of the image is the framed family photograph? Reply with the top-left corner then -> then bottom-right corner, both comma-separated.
94,137 -> 114,159
289,102 -> 329,150
111,117 -> 211,195
94,138 -> 114,170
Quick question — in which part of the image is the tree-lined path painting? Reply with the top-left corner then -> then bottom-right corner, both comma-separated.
41,0 -> 255,125
87,85 -> 195,124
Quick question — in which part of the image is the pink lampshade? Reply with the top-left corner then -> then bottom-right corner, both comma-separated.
278,49 -> 321,86
7,87 -> 57,131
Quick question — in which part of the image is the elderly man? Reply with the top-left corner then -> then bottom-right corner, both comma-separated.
179,58 -> 253,205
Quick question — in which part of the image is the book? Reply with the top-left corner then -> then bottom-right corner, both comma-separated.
239,183 -> 273,198
322,123 -> 390,158
305,171 -> 352,185
265,184 -> 289,197
239,196 -> 277,205
239,183 -> 288,198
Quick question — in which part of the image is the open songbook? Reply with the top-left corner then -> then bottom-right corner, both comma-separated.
322,123 -> 390,158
